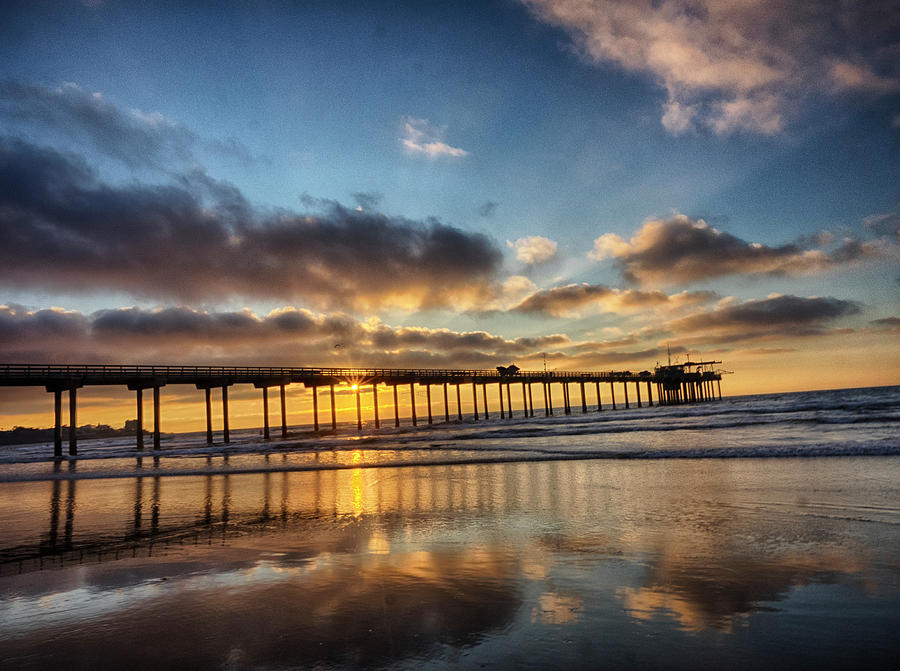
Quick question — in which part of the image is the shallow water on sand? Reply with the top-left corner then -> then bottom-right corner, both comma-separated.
1,456 -> 899,670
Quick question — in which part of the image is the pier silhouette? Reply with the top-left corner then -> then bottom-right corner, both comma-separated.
1,362 -> 725,457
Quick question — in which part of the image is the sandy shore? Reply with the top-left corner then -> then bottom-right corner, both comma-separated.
1,457 -> 899,669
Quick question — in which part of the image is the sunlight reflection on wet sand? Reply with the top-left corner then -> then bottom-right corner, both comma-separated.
1,457 -> 899,669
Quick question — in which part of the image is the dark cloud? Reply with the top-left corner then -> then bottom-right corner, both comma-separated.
512,282 -> 717,317
591,215 -> 883,287
0,138 -> 503,310
0,81 -> 250,169
368,325 -> 568,356
514,284 -> 615,316
0,305 -> 568,367
663,294 -> 861,344
0,301 -> 674,371
863,210 -> 900,240
478,201 -> 499,217
870,316 -> 900,328
351,192 -> 383,211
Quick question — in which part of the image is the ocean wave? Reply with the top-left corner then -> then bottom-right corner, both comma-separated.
2,439 -> 899,482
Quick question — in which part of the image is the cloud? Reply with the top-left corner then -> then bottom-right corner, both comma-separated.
351,192 -> 383,212
500,275 -> 539,307
2,302 -> 690,371
507,236 -> 558,265
519,0 -> 900,134
0,81 -> 250,169
478,201 -> 499,217
829,61 -> 900,94
400,117 -> 469,158
590,214 -> 883,287
0,138 -> 502,311
661,99 -> 697,135
0,304 -> 570,367
863,210 -> 900,240
512,282 -> 717,317
662,294 -> 861,344
870,316 -> 900,331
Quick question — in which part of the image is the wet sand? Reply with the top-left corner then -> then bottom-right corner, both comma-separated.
1,457 -> 899,669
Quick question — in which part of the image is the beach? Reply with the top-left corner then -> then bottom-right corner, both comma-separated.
1,387 -> 899,669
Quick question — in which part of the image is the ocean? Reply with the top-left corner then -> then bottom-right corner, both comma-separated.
2,385 -> 899,482
1,385 -> 898,669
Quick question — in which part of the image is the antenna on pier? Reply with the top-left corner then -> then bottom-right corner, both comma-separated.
667,344 -> 671,367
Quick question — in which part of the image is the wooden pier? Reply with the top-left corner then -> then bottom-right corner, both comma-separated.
0,362 -> 724,457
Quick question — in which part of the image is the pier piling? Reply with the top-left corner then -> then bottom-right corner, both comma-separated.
312,385 -> 319,432
373,383 -> 380,429
222,386 -> 230,443
153,386 -> 161,449
393,385 -> 400,427
261,386 -> 269,439
205,388 -> 213,443
68,388 -> 77,456
280,385 -> 287,438
330,385 -> 337,431
54,389 -> 62,458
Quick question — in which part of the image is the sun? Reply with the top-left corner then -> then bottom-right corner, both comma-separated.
351,383 -> 358,390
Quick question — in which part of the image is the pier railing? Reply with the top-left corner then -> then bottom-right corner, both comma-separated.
0,363 -> 652,384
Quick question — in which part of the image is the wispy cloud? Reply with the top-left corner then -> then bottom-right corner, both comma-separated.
512,282 -> 717,318
0,81 -> 251,169
520,0 -> 900,134
400,117 -> 468,158
0,138 -> 501,311
590,214 -> 884,287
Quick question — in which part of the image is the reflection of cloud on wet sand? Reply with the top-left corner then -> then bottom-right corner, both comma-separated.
0,544 -> 522,668
618,549 -> 867,632
531,592 -> 583,625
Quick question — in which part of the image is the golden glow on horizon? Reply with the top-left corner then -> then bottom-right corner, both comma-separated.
0,333 -> 897,433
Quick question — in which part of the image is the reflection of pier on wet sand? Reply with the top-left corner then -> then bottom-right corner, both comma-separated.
1,361 -> 726,457
1,457 -> 895,655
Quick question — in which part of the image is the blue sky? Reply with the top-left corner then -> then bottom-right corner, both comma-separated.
1,0 -> 898,398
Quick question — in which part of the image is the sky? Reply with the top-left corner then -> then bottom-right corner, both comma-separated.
0,0 -> 898,430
